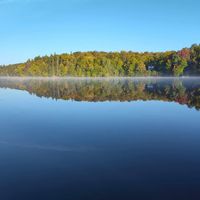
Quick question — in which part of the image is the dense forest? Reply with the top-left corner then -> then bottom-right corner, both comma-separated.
0,44 -> 200,77
0,78 -> 199,110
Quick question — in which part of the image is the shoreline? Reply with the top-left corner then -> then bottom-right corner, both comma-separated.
0,76 -> 200,80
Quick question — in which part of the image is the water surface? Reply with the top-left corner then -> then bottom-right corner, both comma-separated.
0,77 -> 200,200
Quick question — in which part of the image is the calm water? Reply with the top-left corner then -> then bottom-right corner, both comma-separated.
0,77 -> 200,200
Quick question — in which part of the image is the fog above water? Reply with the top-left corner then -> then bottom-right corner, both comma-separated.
0,76 -> 199,110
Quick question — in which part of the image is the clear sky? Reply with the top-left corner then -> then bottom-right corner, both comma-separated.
0,0 -> 200,64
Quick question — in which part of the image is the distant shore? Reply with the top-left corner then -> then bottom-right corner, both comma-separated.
0,76 -> 200,80
0,45 -> 200,77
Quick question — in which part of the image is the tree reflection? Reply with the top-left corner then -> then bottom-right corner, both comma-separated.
0,78 -> 199,110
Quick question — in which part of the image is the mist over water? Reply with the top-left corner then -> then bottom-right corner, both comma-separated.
0,77 -> 200,200
0,77 -> 200,109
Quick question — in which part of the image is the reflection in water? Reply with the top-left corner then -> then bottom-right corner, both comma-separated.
0,77 -> 200,110
0,77 -> 200,200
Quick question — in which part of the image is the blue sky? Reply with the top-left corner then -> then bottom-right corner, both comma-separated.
0,0 -> 200,64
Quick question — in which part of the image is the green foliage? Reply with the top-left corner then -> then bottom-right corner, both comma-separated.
0,44 -> 200,76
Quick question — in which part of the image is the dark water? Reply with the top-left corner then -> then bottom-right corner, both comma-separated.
0,77 -> 200,200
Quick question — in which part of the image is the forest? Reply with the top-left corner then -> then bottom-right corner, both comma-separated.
0,44 -> 200,77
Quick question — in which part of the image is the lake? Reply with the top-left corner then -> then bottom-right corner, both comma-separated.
0,77 -> 200,200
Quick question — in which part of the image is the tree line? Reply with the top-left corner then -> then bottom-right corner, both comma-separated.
0,44 -> 200,76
